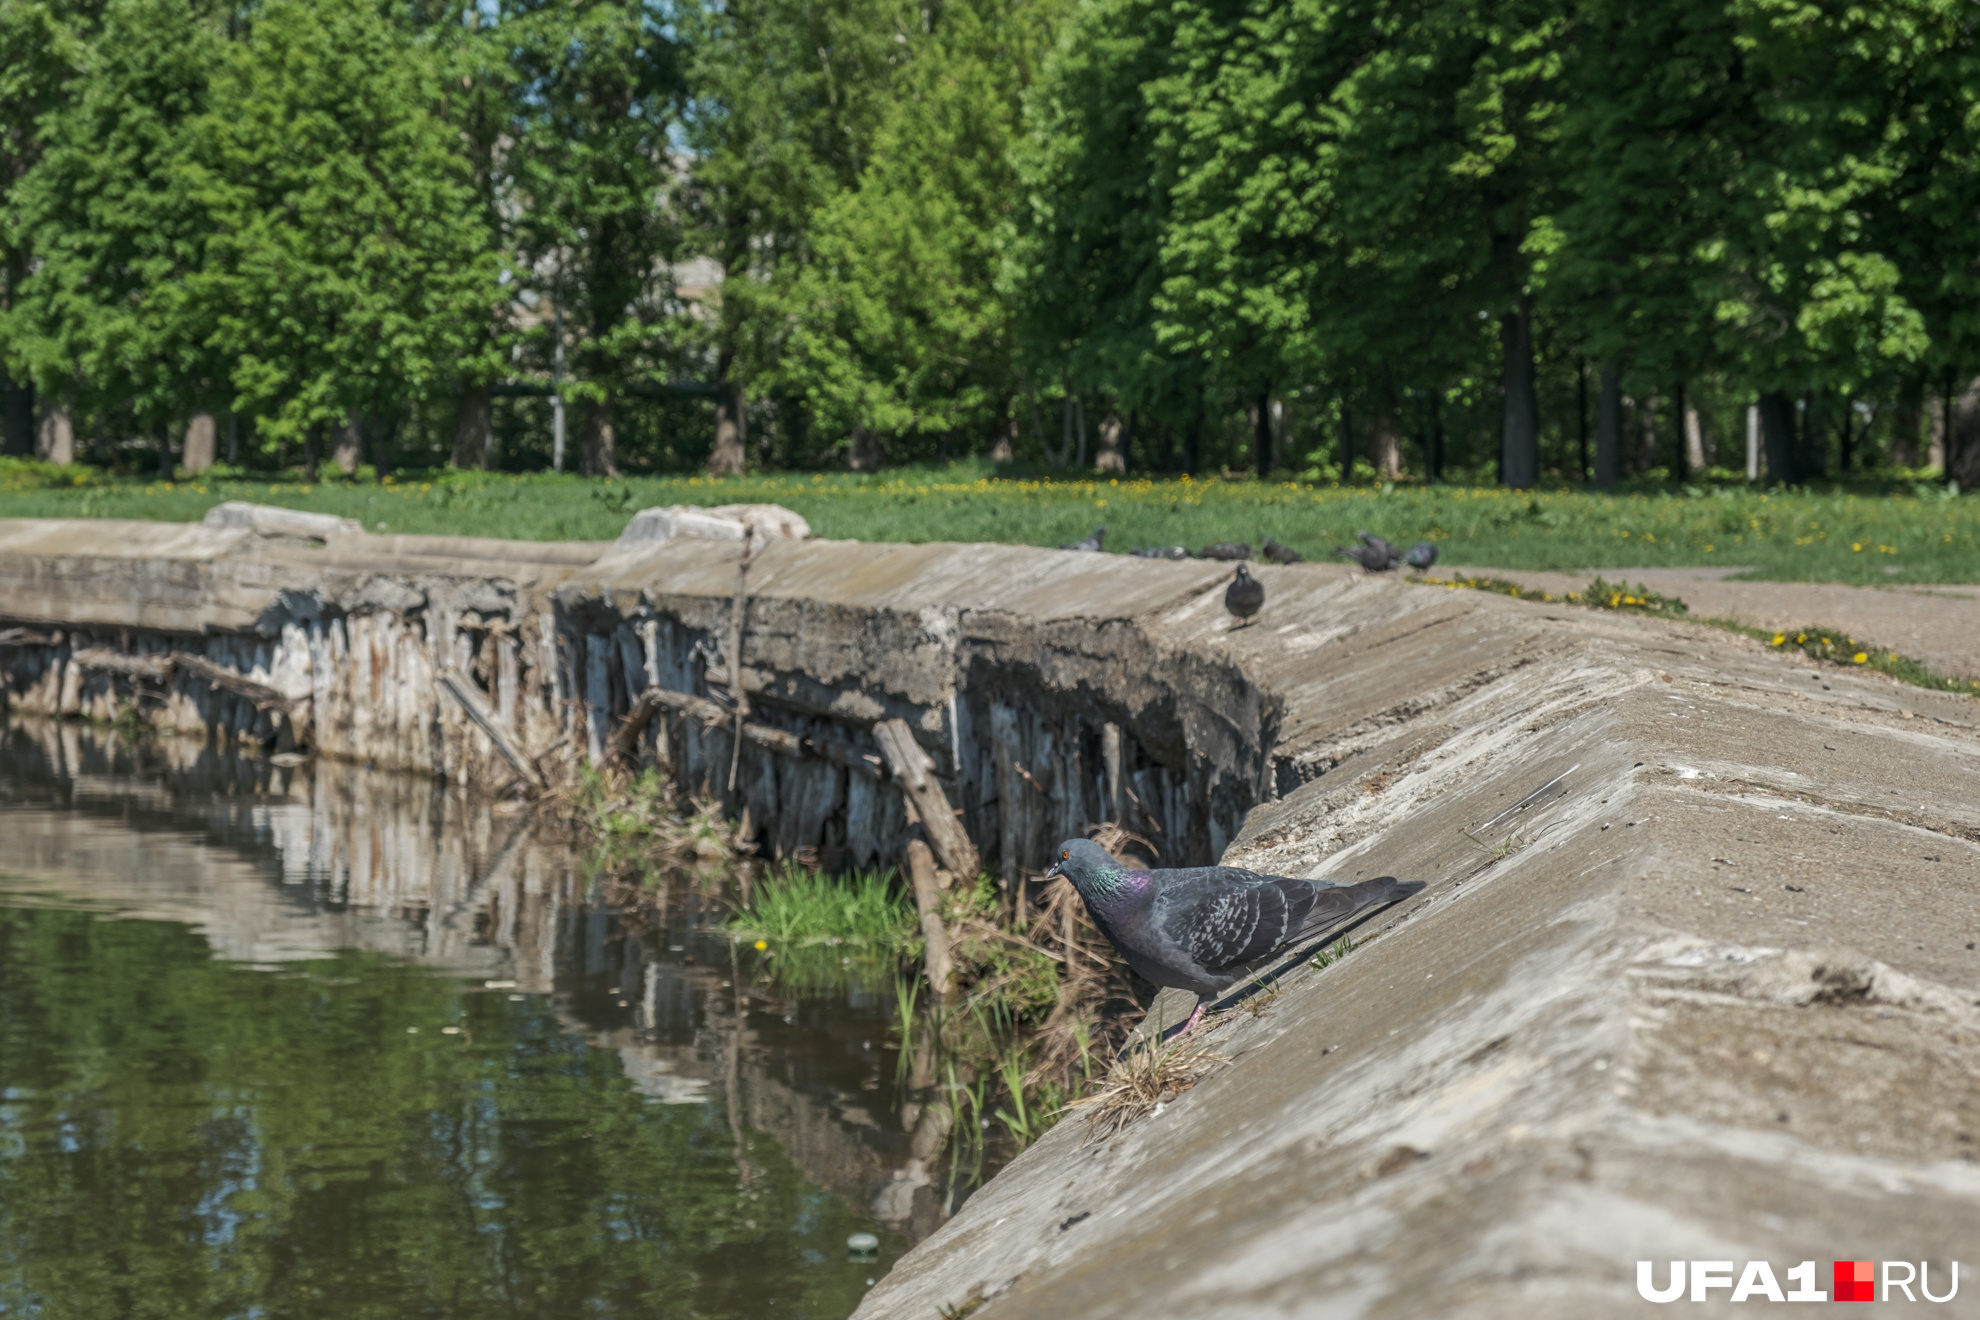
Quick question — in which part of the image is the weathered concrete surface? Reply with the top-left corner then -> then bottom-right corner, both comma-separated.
4,518 -> 1979,1315
851,591 -> 1980,1318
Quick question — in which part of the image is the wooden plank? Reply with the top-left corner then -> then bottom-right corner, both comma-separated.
610,685 -> 879,775
175,653 -> 292,710
69,647 -> 172,681
874,718 -> 980,880
437,668 -> 543,790
905,838 -> 955,1005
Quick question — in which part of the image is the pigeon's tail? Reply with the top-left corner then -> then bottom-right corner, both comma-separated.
1295,875 -> 1424,942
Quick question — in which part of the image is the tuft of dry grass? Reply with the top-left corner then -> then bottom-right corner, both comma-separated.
1072,1030 -> 1229,1140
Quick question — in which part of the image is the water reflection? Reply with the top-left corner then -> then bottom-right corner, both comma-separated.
0,719 -> 943,1320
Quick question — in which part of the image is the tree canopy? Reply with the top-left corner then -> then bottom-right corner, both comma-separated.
0,0 -> 1974,483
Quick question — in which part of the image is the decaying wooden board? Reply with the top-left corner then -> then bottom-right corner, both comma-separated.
176,653 -> 292,709
874,717 -> 980,879
906,837 -> 955,1005
437,668 -> 544,790
69,647 -> 173,681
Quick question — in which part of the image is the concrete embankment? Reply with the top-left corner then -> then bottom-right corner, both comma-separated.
3,515 -> 1978,1315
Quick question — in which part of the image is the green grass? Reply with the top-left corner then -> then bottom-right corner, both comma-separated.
727,865 -> 918,993
2,456 -> 1976,584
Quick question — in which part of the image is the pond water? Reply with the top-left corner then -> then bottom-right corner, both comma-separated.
0,720 -> 934,1320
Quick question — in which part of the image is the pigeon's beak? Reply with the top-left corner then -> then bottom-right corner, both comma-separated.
1044,860 -> 1065,881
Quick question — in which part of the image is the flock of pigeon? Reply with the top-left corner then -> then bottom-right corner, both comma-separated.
1059,525 -> 1440,629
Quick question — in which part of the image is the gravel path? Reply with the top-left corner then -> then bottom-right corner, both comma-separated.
1445,565 -> 1980,680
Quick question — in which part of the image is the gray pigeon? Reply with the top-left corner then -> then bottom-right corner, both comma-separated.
1261,537 -> 1304,565
1062,526 -> 1106,552
1046,839 -> 1424,1034
1402,541 -> 1439,570
1224,563 -> 1264,626
1337,530 -> 1398,571
1198,541 -> 1251,561
1131,545 -> 1191,560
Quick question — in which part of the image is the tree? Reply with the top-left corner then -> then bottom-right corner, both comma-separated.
683,0 -> 917,471
190,0 -> 499,476
7,0 -> 224,472
765,0 -> 1058,465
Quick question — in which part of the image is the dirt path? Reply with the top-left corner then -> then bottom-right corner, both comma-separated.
1446,564 -> 1980,680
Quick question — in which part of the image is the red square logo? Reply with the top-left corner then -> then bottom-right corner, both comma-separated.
1834,1260 -> 1875,1302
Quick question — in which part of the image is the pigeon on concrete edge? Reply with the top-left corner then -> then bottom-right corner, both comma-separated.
1261,537 -> 1304,565
1045,838 -> 1425,1034
1198,541 -> 1251,561
1337,531 -> 1398,571
1062,526 -> 1105,552
1402,541 -> 1439,570
1224,563 -> 1264,627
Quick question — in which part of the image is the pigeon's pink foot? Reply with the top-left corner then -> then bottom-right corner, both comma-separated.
1179,1001 -> 1208,1036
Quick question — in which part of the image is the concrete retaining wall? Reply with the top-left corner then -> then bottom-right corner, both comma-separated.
4,515 -> 1979,1315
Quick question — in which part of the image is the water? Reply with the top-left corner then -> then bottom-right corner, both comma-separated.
0,721 -> 930,1320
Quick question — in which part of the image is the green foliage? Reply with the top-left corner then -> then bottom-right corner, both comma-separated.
729,865 -> 917,951
192,0 -> 499,447
1766,626 -> 1980,696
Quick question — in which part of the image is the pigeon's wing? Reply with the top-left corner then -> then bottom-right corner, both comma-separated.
1159,871 -> 1317,972
1291,876 -> 1424,942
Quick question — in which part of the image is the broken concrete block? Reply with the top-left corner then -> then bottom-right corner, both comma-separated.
618,503 -> 810,553
203,501 -> 363,539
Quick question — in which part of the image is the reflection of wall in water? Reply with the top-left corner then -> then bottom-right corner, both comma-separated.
1,716 -> 933,1234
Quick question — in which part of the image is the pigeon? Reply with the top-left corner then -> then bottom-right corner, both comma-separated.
1062,526 -> 1106,552
1337,530 -> 1398,571
1045,839 -> 1424,1034
1198,542 -> 1251,561
1261,537 -> 1304,565
1224,563 -> 1264,626
1402,541 -> 1439,571
1131,545 -> 1192,560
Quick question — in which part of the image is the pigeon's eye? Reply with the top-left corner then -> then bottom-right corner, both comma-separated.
1061,849 -> 1068,860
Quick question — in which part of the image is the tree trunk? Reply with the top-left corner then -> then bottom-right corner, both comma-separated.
1073,394 -> 1087,468
1096,409 -> 1126,473
452,384 -> 493,469
1429,394 -> 1444,482
1183,415 -> 1199,476
160,425 -> 176,482
303,420 -> 321,481
1671,383 -> 1688,481
582,394 -> 620,477
1595,363 -> 1622,487
182,413 -> 217,474
1950,377 -> 1980,489
1576,359 -> 1589,482
1684,397 -> 1708,473
35,407 -> 75,465
707,348 -> 746,476
846,425 -> 882,471
1758,391 -> 1797,485
3,372 -> 34,457
1253,390 -> 1271,478
1372,410 -> 1402,479
1499,302 -> 1539,489
1635,389 -> 1660,474
1337,395 -> 1353,478
1890,377 -> 1923,467
988,405 -> 1015,464
332,412 -> 364,475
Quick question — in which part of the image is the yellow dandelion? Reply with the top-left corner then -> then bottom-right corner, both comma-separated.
1770,633 -> 1785,646
1851,542 -> 1863,552
753,940 -> 768,951
1852,652 -> 1868,664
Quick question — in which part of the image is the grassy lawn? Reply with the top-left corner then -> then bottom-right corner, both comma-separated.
2,458 -> 1974,584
